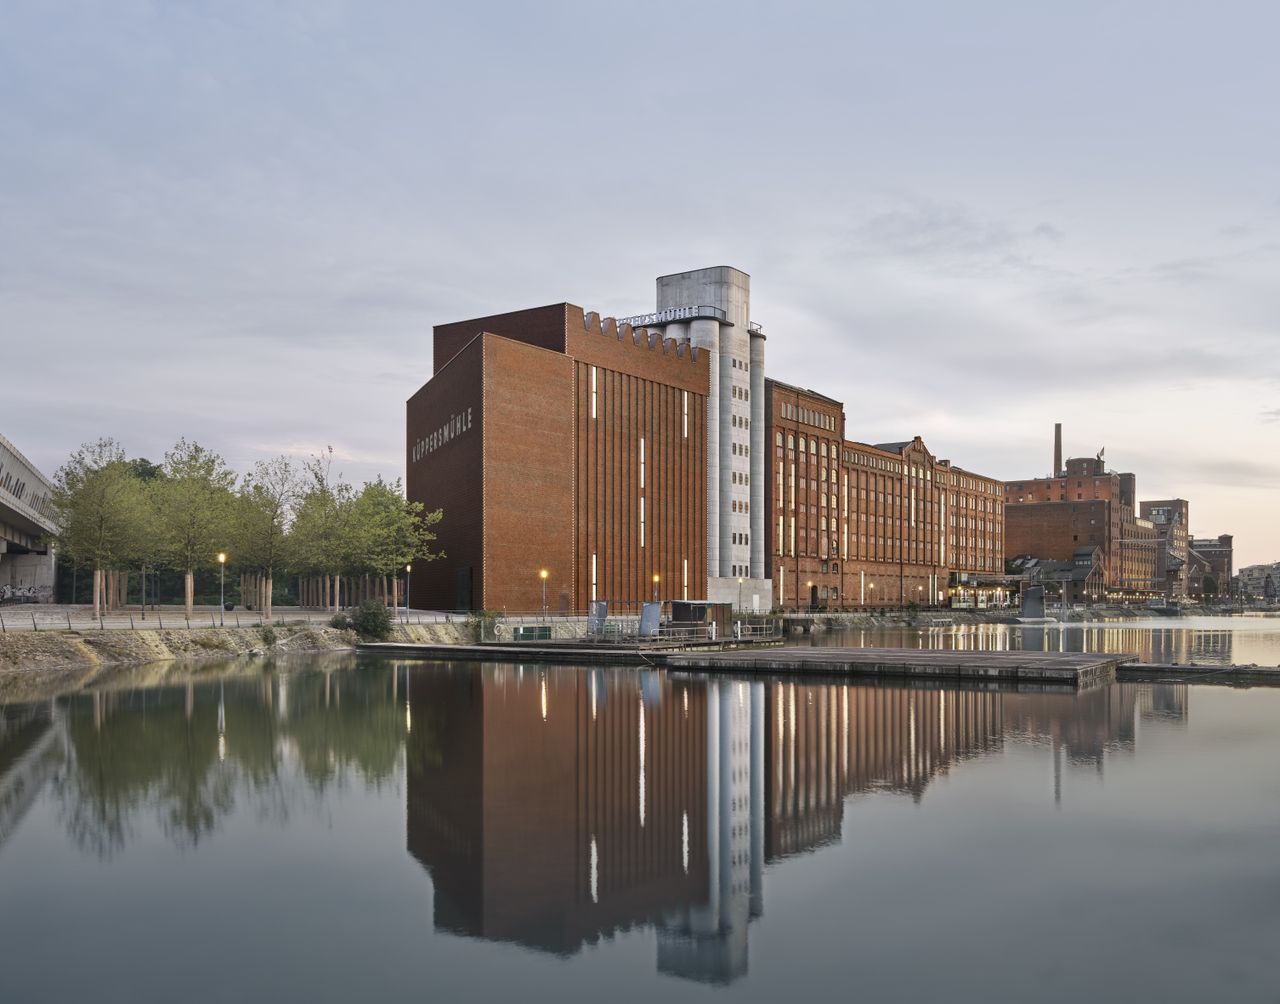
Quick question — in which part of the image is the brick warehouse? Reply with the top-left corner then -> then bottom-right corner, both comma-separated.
765,380 -> 1004,610
1004,425 -> 1164,598
406,302 -> 708,613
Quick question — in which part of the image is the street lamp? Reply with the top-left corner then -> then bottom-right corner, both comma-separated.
806,580 -> 814,611
652,572 -> 660,603
540,568 -> 549,619
405,564 -> 412,623
737,576 -> 744,612
868,582 -> 875,607
217,553 -> 226,626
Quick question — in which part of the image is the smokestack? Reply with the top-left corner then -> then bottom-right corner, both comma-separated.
1053,423 -> 1062,477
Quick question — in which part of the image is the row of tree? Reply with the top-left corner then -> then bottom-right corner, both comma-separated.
52,438 -> 442,620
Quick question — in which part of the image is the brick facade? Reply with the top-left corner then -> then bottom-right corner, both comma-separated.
407,304 -> 708,613
765,380 -> 1003,610
1004,454 -> 1163,598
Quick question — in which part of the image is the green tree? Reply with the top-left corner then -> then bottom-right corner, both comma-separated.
50,439 -> 151,618
233,456 -> 301,620
153,439 -> 237,618
350,477 -> 442,603
288,451 -> 358,612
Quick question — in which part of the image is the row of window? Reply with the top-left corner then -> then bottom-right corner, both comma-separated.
777,402 -> 837,432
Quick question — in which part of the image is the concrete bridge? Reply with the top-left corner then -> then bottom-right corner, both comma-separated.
0,434 -> 57,603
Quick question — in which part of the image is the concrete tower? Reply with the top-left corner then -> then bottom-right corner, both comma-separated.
651,267 -> 771,609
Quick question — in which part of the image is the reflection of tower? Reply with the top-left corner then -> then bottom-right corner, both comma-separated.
657,679 -> 765,984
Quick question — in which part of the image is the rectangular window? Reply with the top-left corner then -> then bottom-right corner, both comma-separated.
640,497 -> 645,547
591,552 -> 597,602
682,558 -> 688,600
639,436 -> 645,489
682,390 -> 688,438
591,366 -> 598,419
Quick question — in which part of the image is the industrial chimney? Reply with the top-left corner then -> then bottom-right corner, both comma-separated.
1053,423 -> 1063,478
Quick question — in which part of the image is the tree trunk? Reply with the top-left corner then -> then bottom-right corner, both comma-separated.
185,569 -> 194,618
265,574 -> 273,620
92,567 -> 102,620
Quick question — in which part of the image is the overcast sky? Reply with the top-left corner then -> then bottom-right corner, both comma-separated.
3,1 -> 1277,565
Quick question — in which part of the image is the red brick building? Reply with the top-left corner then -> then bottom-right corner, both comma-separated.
765,380 -> 1004,609
1004,433 -> 1162,598
406,304 -> 708,613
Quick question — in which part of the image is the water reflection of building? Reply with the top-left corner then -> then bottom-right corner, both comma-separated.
0,701 -> 63,851
765,683 -> 1003,859
656,679 -> 765,984
1136,683 -> 1189,724
406,665 -> 713,957
1002,688 -> 1137,766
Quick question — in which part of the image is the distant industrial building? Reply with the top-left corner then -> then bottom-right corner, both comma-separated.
1238,561 -> 1279,601
1004,425 -> 1164,600
1141,499 -> 1191,600
0,433 -> 56,604
1188,534 -> 1234,600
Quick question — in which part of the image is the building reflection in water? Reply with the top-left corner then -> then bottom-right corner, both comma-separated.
402,664 -> 1192,984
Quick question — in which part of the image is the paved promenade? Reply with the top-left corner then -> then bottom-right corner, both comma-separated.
0,604 -> 449,632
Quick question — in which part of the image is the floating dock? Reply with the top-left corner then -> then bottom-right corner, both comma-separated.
661,646 -> 1131,689
360,641 -> 1131,687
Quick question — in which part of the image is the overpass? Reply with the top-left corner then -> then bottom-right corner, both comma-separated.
0,433 -> 57,603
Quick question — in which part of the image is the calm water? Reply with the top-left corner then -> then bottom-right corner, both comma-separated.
2,649 -> 1279,1002
818,614 -> 1280,667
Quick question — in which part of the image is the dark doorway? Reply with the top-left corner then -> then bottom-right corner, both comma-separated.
454,567 -> 473,612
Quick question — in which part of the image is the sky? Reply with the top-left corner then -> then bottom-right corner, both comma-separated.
2,0 -> 1277,566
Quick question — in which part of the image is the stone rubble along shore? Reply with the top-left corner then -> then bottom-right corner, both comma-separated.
0,620 -> 477,700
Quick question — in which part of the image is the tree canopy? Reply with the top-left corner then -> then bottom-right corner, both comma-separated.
49,438 -> 443,617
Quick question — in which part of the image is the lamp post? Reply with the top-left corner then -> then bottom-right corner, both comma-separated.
868,582 -> 875,608
737,576 -> 744,613
540,568 -> 549,619
806,580 -> 814,612
917,584 -> 923,608
652,572 -> 660,603
217,553 -> 226,626
405,564 -> 412,623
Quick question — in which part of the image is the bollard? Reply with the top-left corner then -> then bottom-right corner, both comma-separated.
32,614 -> 38,632
100,615 -> 105,631
129,615 -> 135,630
235,613 -> 240,627
185,617 -> 190,630
158,615 -> 163,629
211,613 -> 216,628
67,613 -> 72,630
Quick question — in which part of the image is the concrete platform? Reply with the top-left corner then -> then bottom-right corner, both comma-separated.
662,647 -> 1134,689
357,639 -> 774,667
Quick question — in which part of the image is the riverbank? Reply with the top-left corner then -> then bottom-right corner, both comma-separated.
0,619 -> 477,702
